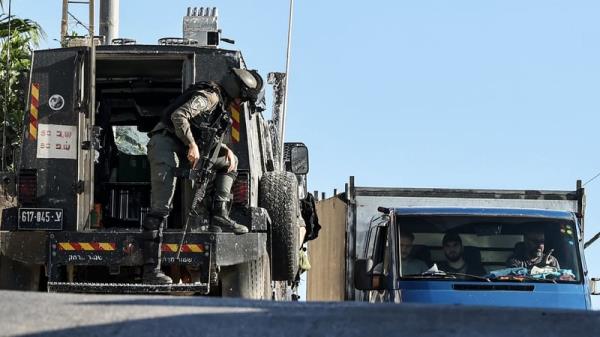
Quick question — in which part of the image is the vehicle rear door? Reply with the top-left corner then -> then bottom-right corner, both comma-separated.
19,48 -> 89,231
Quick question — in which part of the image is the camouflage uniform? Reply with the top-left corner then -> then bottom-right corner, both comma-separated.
142,87 -> 244,284
147,89 -> 234,216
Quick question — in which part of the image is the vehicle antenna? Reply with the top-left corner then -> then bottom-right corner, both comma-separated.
278,0 -> 295,168
583,171 -> 600,187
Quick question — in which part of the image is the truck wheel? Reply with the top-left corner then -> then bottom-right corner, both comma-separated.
220,251 -> 271,300
259,171 -> 300,281
0,256 -> 42,291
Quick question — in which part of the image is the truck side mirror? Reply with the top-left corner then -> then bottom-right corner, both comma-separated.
284,142 -> 309,175
591,278 -> 600,295
354,258 -> 384,291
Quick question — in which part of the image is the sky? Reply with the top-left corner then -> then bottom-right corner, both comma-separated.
6,0 -> 600,307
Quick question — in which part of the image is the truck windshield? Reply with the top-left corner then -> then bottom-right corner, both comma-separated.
396,214 -> 582,283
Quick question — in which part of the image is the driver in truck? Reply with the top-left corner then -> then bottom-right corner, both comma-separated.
507,229 -> 560,269
141,68 -> 264,284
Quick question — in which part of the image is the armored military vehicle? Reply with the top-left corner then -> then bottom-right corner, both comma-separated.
0,6 -> 312,299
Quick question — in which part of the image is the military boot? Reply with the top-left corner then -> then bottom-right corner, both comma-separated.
141,215 -> 173,284
142,263 -> 173,285
211,174 -> 248,234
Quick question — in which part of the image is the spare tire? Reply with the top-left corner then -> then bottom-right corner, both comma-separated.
259,171 -> 300,281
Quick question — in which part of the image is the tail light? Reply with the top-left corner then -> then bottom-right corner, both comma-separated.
18,169 -> 37,206
232,172 -> 249,206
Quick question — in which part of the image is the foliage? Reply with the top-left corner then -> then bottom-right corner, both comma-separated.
0,3 -> 44,169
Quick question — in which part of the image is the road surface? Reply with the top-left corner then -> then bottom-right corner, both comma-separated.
1,290 -> 600,337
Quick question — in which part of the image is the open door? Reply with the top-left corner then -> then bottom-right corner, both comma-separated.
19,48 -> 90,231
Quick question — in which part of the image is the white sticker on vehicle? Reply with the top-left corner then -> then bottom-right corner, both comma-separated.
36,124 -> 77,159
48,94 -> 65,111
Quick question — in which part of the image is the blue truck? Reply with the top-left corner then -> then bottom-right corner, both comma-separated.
307,177 -> 599,309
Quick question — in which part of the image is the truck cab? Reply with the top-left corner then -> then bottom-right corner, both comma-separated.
356,207 -> 594,309
308,177 -> 598,308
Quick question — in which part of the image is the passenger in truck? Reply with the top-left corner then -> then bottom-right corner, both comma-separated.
438,232 -> 486,276
399,230 -> 429,275
372,230 -> 428,276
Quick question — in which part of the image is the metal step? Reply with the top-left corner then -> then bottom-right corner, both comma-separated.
47,281 -> 209,294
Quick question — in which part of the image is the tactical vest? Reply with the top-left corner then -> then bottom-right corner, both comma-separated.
160,82 -> 227,147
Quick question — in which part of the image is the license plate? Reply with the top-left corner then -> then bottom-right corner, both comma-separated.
18,208 -> 63,230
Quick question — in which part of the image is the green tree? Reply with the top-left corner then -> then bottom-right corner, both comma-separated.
0,1 -> 44,169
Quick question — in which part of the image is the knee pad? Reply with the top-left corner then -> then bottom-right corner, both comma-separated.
142,214 -> 165,232
142,230 -> 161,242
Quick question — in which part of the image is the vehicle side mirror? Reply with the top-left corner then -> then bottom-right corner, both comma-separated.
284,142 -> 309,175
354,258 -> 384,291
591,278 -> 600,295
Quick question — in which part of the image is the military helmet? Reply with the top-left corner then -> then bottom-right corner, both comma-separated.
220,68 -> 264,102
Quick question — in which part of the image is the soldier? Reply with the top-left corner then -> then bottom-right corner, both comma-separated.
141,68 -> 263,284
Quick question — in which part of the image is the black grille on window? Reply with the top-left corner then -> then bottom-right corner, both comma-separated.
232,171 -> 250,206
18,169 -> 37,206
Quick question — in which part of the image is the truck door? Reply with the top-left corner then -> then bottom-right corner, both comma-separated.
363,214 -> 403,303
362,218 -> 388,302
19,48 -> 89,231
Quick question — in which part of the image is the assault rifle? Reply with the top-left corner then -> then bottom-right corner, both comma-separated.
175,110 -> 232,261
